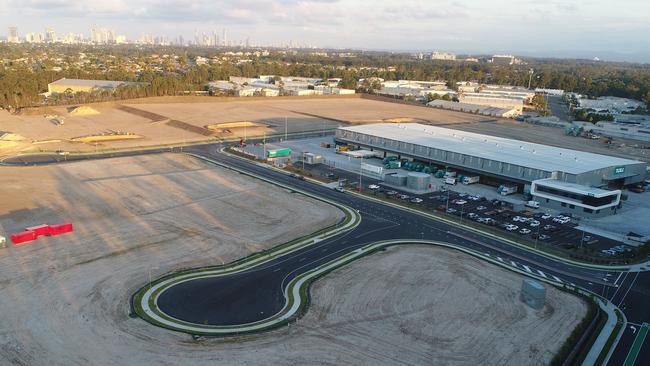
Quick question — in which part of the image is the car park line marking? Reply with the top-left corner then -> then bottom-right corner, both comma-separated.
510,261 -> 517,267
496,256 -> 504,262
537,270 -> 547,278
522,265 -> 532,273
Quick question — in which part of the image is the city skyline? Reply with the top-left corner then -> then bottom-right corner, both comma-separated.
1,0 -> 650,62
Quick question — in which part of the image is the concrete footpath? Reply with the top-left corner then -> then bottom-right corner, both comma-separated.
582,299 -> 626,366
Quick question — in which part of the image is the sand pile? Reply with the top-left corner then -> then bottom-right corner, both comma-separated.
69,105 -> 100,116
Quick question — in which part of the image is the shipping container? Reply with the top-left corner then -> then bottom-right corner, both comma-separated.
11,231 -> 37,245
26,224 -> 52,237
267,148 -> 292,158
50,223 -> 74,235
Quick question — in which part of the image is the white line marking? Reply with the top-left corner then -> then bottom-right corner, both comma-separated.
537,270 -> 547,278
496,256 -> 504,262
510,261 -> 517,267
522,265 -> 532,273
552,275 -> 562,283
614,272 -> 623,286
618,272 -> 640,307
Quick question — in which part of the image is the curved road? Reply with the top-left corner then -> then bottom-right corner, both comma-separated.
4,143 -> 649,365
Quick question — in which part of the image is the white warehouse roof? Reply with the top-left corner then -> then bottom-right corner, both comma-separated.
337,123 -> 644,175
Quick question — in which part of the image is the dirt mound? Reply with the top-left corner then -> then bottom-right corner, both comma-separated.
69,106 -> 100,116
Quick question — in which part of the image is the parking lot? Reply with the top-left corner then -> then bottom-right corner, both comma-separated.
293,162 -> 636,264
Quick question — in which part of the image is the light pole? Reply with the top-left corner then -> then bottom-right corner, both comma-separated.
446,189 -> 450,212
358,160 -> 363,192
527,68 -> 534,89
534,223 -> 541,249
285,116 -> 288,141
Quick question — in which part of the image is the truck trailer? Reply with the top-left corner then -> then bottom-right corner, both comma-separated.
462,176 -> 480,185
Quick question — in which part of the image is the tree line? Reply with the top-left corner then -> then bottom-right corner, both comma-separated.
1,44 -> 650,110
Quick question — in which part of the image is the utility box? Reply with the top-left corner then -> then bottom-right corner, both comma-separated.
521,279 -> 546,310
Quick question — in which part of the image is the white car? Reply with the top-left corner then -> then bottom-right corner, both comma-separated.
410,198 -> 423,204
368,184 -> 380,190
453,199 -> 468,205
476,205 -> 487,211
512,216 -> 525,222
529,220 -> 540,227
519,228 -> 531,235
541,214 -> 552,220
505,224 -> 519,231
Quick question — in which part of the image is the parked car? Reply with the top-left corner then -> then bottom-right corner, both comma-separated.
543,224 -> 558,231
519,228 -> 532,235
467,213 -> 479,220
410,198 -> 423,204
334,187 -> 345,193
368,184 -> 380,190
446,208 -> 458,214
505,224 -> 519,231
532,233 -> 550,240
476,205 -> 487,211
453,199 -> 468,205
529,220 -> 540,227
386,190 -> 398,196
541,213 -> 552,220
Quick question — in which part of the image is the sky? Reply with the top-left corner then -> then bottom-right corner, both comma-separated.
1,0 -> 649,62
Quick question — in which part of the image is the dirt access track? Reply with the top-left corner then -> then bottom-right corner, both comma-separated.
0,153 -> 586,365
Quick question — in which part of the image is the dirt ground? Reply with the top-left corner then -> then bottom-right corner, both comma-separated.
0,96 -> 489,157
0,164 -> 587,366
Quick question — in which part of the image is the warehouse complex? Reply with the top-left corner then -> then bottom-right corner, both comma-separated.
335,123 -> 648,217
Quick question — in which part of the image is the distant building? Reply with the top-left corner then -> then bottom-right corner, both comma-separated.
427,100 -> 520,118
7,26 -> 19,43
459,93 -> 525,112
578,96 -> 645,114
430,51 -> 456,61
491,54 -> 516,65
47,78 -> 145,94
535,88 -> 564,96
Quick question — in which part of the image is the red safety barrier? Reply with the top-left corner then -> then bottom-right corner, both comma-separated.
11,231 -> 37,245
50,223 -> 73,236
26,224 -> 53,237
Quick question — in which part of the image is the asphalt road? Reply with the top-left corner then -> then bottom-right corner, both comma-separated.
3,144 -> 649,365
548,95 -> 572,122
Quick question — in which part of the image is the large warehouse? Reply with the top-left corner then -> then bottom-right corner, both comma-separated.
335,123 -> 648,217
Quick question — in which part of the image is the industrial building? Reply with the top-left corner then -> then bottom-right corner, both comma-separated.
47,78 -> 145,94
427,100 -> 520,118
335,123 -> 647,217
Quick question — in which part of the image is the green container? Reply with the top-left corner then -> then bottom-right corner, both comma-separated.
267,148 -> 292,158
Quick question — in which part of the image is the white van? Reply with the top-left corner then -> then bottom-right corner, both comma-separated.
525,200 -> 540,209
445,177 -> 457,185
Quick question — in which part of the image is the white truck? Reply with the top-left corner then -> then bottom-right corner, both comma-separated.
525,200 -> 540,209
444,171 -> 457,179
462,176 -> 480,185
498,185 -> 517,196
445,177 -> 457,185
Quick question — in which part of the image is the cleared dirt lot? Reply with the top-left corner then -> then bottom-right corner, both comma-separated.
0,153 -> 343,365
0,168 -> 586,366
0,96 -> 490,157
